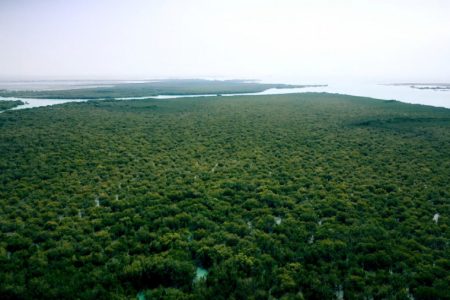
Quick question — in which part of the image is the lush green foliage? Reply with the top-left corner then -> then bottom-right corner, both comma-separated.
0,79 -> 308,99
0,94 -> 449,299
0,100 -> 24,111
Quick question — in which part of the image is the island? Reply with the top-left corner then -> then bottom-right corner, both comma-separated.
0,79 -> 326,99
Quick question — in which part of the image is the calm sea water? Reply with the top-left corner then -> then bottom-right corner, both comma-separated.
1,82 -> 449,110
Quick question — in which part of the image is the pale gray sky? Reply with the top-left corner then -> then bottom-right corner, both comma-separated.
1,0 -> 449,83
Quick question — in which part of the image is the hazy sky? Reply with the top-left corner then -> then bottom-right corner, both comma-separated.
1,0 -> 449,83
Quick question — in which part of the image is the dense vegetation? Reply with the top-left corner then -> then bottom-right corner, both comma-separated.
0,79 -> 311,99
0,93 -> 449,299
0,100 -> 24,111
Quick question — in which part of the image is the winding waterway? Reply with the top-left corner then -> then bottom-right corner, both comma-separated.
1,83 -> 449,110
